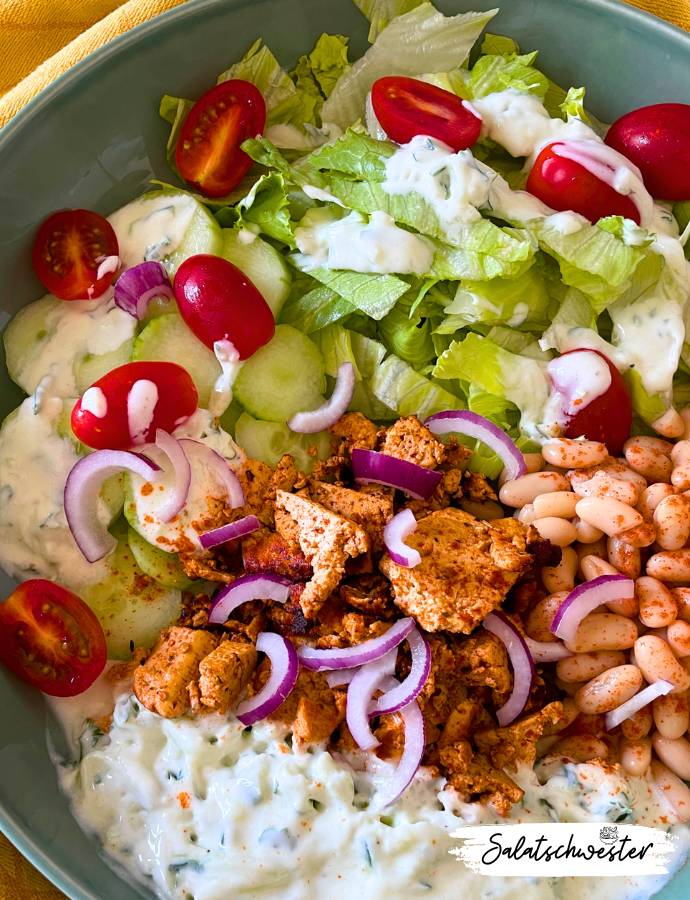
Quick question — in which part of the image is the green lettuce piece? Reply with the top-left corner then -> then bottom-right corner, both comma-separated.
311,323 -> 361,378
309,129 -> 393,182
624,369 -> 667,426
321,4 -> 497,129
540,287 -> 598,352
559,86 -> 590,123
293,263 -> 409,320
480,33 -> 520,56
158,95 -> 194,177
467,51 -> 549,99
486,326 -> 551,360
371,353 -> 465,419
279,283 -> 355,333
214,172 -> 295,246
242,136 -> 326,188
292,34 -> 351,103
542,80 -> 609,137
351,0 -> 426,42
673,200 -> 690,260
378,296 -> 436,369
348,331 -> 396,419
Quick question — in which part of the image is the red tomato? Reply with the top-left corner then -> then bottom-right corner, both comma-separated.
71,361 -> 198,450
175,80 -> 266,198
605,103 -> 690,201
173,254 -> 275,359
371,76 -> 482,151
555,349 -> 632,455
32,209 -> 119,301
0,579 -> 106,697
526,143 -> 641,225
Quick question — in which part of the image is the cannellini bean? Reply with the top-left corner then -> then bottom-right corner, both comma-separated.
620,736 -> 652,777
499,471 -> 570,507
650,760 -> 690,822
568,457 -> 647,493
624,437 -> 673,484
634,635 -> 690,692
636,576 -> 678,628
542,546 -> 578,594
671,588 -> 690,623
532,516 -> 578,547
524,591 -> 569,643
542,697 -> 581,736
566,711 -> 607,735
619,521 -> 657,548
672,463 -> 690,492
564,614 -> 638,653
581,555 -> 619,582
515,503 -> 537,525
624,436 -> 674,456
460,498 -> 505,520
576,497 -> 643,537
621,703 -> 653,739
572,473 -> 639,505
652,408 -> 686,439
671,440 -> 690,466
573,517 -> 605,544
533,491 -> 579,519
499,452 -> 542,488
558,679 -> 588,697
680,409 -> 690,442
653,691 -> 690,739
652,733 -> 690,780
574,664 -> 643,714
654,494 -> 690,551
549,734 -> 611,763
647,550 -> 690,583
668,621 -> 690,657
542,439 -> 608,469
557,650 -> 627,684
607,536 -> 641,579
636,483 -> 674,522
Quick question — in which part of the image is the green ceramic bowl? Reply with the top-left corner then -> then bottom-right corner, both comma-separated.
0,0 -> 689,897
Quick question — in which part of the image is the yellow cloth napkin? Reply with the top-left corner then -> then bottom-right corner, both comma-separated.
0,0 -> 688,896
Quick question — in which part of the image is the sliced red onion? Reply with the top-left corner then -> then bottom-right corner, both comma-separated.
297,617 -> 415,671
199,515 -> 260,550
605,679 -> 674,731
483,611 -> 535,726
153,430 -> 191,523
236,632 -> 299,726
346,649 -> 398,751
370,627 -> 430,716
424,410 -> 527,482
178,439 -> 245,508
383,509 -> 421,568
114,261 -> 174,320
372,686 -> 426,811
287,362 -> 355,434
208,574 -> 292,625
64,450 -> 162,562
551,575 -> 635,644
325,668 -> 359,688
525,636 -> 574,663
352,449 -> 442,501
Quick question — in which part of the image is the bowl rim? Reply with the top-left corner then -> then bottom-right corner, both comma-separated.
1,0 -> 690,896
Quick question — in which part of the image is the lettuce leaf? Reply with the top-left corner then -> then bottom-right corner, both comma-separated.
348,331 -> 397,420
309,129 -> 394,181
311,323 -> 362,378
214,172 -> 295,246
279,283 -> 355,333
467,50 -> 549,99
292,34 -> 351,102
351,0 -> 426,42
292,261 -> 409,319
378,295 -> 437,369
624,369 -> 667,426
486,325 -> 551,360
242,136 -> 326,188
480,32 -> 520,56
158,94 -> 194,177
371,353 -> 466,419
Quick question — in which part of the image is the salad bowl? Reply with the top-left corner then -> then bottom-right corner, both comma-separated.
1,0 -> 690,899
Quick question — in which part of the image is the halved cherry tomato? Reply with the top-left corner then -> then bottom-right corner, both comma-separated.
173,254 -> 275,359
71,361 -> 198,450
605,103 -> 690,201
0,579 -> 106,697
175,79 -> 266,198
32,209 -> 119,301
526,143 -> 641,225
371,76 -> 482,151
555,349 -> 632,455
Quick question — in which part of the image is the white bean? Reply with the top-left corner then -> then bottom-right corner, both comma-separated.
524,592 -> 569,643
621,704 -> 653,739
624,438 -> 673,484
671,440 -> 690,466
620,736 -> 652,777
533,491 -> 579,519
573,473 -> 639,505
549,734 -> 612,764
654,494 -> 690,551
619,521 -> 657,548
671,588 -> 690,624
634,635 -> 690,692
542,697 -> 581,736
652,408 -> 685,439
576,497 -> 643,537
574,665 -> 643,714
647,550 -> 690,583
668,621 -> 690,658
652,733 -> 690,780
542,439 -> 608,469
542,546 -> 578,594
564,614 -> 638,653
636,576 -> 678,628
532,516 -> 578,547
573,517 -> 605,544
637,483 -> 674,522
499,472 -> 570,507
581,554 -> 619,582
680,409 -> 690,442
556,650 -> 627,684
499,452 -> 542,488
607,535 -> 642,579
515,503 -> 537,525
624,436 -> 674,456
459,498 -> 505,520
568,457 -> 647,494
649,761 -> 690,822
672,463 -> 690,492
653,691 -> 690,739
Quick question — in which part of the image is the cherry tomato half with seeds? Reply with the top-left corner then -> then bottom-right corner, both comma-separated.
32,209 -> 119,301
605,103 -> 690,201
71,360 -> 198,450
0,579 -> 107,697
526,143 -> 641,225
174,254 -> 275,360
371,76 -> 483,151
175,79 -> 266,198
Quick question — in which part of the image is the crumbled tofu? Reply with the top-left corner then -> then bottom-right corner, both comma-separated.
380,416 -> 446,469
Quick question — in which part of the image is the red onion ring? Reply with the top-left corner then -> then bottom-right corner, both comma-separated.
424,409 -> 527,482
114,261 -> 174,319
352,449 -> 442,501
483,611 -> 535,726
383,509 -> 421,568
236,632 -> 299,726
325,668 -> 358,689
178,439 -> 245,508
525,636 -> 574,663
346,648 -> 398,751
287,362 -> 355,434
370,627 -> 430,716
605,679 -> 674,731
153,429 -> 191,523
371,680 -> 426,812
208,574 -> 292,625
199,515 -> 260,550
64,450 -> 162,562
551,575 -> 635,644
297,617 -> 415,671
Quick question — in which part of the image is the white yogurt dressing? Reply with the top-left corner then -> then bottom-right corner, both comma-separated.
108,193 -> 198,270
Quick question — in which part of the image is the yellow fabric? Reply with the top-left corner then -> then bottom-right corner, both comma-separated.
0,0 -> 688,896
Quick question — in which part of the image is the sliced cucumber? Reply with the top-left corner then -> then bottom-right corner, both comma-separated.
3,295 -> 62,390
132,313 -> 221,407
127,526 -> 193,590
74,338 -> 134,394
108,189 -> 223,275
219,398 -> 243,437
235,412 -> 330,473
221,229 -> 292,318
233,324 -> 326,422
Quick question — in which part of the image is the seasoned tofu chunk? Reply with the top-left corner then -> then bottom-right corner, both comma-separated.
197,640 -> 258,715
329,412 -> 381,454
380,416 -> 445,468
133,627 -> 218,718
261,666 -> 346,747
311,481 -> 393,553
474,701 -> 563,771
242,529 -> 312,580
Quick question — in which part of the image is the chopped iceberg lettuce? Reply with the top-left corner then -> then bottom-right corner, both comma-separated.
352,0 -> 426,42
371,353 -> 465,420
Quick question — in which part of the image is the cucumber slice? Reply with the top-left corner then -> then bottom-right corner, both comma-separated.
73,338 -> 134,394
235,412 -> 330,473
219,398 -> 243,437
3,295 -> 62,390
132,313 -> 221,407
127,526 -> 193,590
221,229 -> 292,318
108,189 -> 223,275
233,324 -> 326,422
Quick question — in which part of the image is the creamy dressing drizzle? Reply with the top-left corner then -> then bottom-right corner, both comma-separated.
81,386 -> 108,418
108,194 -> 197,269
127,379 -> 159,445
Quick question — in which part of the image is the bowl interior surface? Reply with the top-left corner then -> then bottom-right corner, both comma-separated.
0,0 -> 689,898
